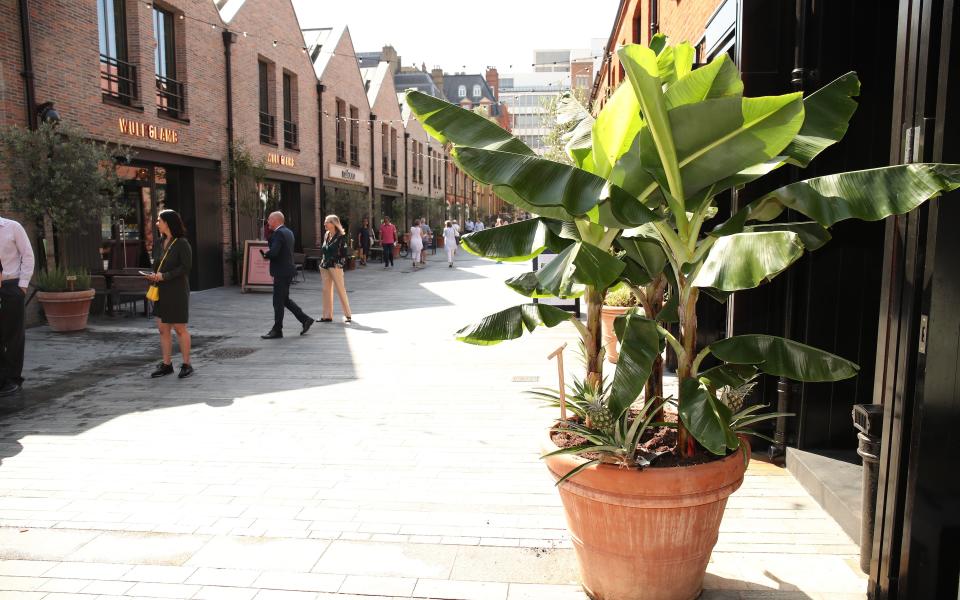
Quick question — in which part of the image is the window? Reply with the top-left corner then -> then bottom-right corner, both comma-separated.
472,84 -> 481,97
457,85 -> 467,98
418,142 -> 424,183
335,98 -> 346,163
282,72 -> 298,149
390,128 -> 398,177
349,106 -> 360,166
381,124 -> 389,173
576,75 -> 589,89
258,61 -> 276,144
153,6 -> 183,116
98,0 -> 137,104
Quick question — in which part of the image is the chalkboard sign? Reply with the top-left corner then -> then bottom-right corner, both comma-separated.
241,240 -> 273,293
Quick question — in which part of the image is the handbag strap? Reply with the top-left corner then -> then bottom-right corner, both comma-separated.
155,238 -> 178,275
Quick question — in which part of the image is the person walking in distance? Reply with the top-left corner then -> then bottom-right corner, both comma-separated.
260,211 -> 314,339
419,218 -> 432,266
379,216 -> 397,269
473,218 -> 485,232
318,215 -> 353,324
0,214 -> 35,397
409,218 -> 425,270
443,220 -> 459,268
144,210 -> 194,379
356,217 -> 373,266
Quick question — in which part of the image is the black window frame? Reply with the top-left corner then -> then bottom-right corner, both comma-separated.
258,60 -> 276,145
153,5 -> 185,118
335,98 -> 347,164
282,72 -> 298,150
98,0 -> 138,106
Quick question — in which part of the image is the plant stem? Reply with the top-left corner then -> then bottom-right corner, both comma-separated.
677,284 -> 699,458
584,287 -> 605,388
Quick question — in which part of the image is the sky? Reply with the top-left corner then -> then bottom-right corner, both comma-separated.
291,0 -> 620,75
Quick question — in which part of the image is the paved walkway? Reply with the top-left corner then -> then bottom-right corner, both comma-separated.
0,252 -> 867,599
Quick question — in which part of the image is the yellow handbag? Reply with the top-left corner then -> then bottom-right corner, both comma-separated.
146,239 -> 177,302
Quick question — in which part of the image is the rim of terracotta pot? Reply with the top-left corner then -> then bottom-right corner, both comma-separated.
36,289 -> 96,301
542,429 -> 749,509
601,305 -> 634,313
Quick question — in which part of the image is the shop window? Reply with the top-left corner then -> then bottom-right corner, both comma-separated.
153,5 -> 185,118
390,128 -> 398,177
282,71 -> 299,149
258,59 -> 277,145
98,0 -> 138,105
335,98 -> 346,163
381,123 -> 389,173
349,106 -> 360,166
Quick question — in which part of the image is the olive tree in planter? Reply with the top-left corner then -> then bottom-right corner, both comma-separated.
0,121 -> 128,331
407,37 -> 960,600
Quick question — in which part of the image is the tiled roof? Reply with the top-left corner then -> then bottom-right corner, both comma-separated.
394,72 -> 443,99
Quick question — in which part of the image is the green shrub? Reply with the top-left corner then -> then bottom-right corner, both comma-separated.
604,286 -> 638,307
35,266 -> 91,292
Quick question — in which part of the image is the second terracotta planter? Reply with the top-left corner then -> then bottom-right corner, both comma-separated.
37,289 -> 96,332
543,432 -> 749,600
601,305 -> 631,363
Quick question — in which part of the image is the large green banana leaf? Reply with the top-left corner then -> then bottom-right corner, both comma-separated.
452,147 -> 660,225
782,72 -> 860,167
506,272 -> 584,299
692,231 -> 805,292
708,335 -> 859,382
698,364 -> 758,389
679,378 -> 739,456
405,91 -> 532,155
591,82 -> 643,177
459,218 -> 567,262
456,303 -> 572,345
748,164 -> 960,226
745,222 -> 832,251
536,242 -> 625,297
609,313 -> 664,419
556,91 -> 595,167
664,53 -> 743,110
617,236 -> 668,285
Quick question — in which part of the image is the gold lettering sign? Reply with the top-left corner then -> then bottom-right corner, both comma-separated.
267,152 -> 296,167
118,117 -> 179,144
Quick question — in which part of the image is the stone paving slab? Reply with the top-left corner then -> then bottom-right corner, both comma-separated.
0,253 -> 866,598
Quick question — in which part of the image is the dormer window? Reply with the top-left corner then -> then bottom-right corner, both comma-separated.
457,85 -> 466,98
472,84 -> 481,97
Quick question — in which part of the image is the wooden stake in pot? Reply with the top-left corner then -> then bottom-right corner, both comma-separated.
547,343 -> 568,421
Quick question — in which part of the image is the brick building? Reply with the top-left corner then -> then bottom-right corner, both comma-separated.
400,101 -> 444,232
361,61 -> 406,230
218,0 -> 320,254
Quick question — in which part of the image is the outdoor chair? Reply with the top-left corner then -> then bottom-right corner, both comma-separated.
109,275 -> 150,316
90,274 -> 110,315
293,252 -> 306,283
303,248 -> 323,271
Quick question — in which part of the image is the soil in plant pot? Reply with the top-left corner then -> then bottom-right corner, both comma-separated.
550,419 -> 718,468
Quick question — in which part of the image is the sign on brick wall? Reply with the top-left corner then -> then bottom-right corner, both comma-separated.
118,117 -> 179,143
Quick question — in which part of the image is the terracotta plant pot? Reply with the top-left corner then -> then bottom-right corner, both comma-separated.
542,432 -> 749,600
600,305 -> 631,363
37,289 -> 96,332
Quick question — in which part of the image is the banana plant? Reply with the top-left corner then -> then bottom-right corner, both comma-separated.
406,36 -> 960,460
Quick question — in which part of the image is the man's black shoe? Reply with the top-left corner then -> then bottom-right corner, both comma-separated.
301,319 -> 314,336
178,364 -> 195,379
151,363 -> 174,378
0,381 -> 21,396
261,330 -> 283,339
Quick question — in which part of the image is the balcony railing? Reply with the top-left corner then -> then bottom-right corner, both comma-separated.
100,54 -> 139,105
350,145 -> 359,167
155,74 -> 186,117
336,139 -> 346,163
259,112 -> 277,145
283,120 -> 298,149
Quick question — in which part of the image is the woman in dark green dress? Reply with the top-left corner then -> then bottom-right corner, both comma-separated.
144,210 -> 194,379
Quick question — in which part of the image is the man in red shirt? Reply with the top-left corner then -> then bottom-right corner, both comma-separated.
378,216 -> 397,269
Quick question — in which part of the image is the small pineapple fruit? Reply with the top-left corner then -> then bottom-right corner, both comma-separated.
720,382 -> 757,413
584,388 -> 616,435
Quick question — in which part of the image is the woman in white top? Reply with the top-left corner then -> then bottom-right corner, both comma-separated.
409,219 -> 424,269
443,220 -> 459,268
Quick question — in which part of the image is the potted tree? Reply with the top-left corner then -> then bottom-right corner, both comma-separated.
408,37 -> 960,600
601,285 -> 639,363
0,121 -> 127,332
34,267 -> 94,332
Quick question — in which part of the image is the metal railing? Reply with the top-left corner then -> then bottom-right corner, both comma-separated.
259,112 -> 276,144
283,120 -> 298,149
100,54 -> 139,105
155,74 -> 186,117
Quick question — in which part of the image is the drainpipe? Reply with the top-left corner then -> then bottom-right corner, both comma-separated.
18,0 -> 37,130
649,0 -> 660,39
403,132 -> 410,231
222,30 -> 239,283
770,0 -> 809,461
369,112 -> 376,221
317,83 -> 325,236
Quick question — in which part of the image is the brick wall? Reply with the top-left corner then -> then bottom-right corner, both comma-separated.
368,67 -> 406,197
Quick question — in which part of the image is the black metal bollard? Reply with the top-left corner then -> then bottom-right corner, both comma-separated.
852,404 -> 884,573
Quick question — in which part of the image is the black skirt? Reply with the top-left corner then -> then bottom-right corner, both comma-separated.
153,239 -> 192,324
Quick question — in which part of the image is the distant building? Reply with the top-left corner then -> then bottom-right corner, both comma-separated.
498,72 -> 571,154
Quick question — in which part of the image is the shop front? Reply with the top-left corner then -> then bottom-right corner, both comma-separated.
324,163 -> 368,241
245,169 -> 316,252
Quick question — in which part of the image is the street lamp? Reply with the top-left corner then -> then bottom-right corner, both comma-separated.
36,101 -> 60,125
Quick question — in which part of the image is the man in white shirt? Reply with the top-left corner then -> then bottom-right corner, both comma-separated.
474,219 -> 485,232
0,215 -> 35,396
464,219 -> 475,233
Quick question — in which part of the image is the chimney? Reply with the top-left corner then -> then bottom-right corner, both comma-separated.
381,45 -> 400,73
431,67 -> 444,92
485,66 -> 500,100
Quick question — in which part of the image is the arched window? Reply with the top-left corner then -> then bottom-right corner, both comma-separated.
457,85 -> 466,97
472,84 -> 481,97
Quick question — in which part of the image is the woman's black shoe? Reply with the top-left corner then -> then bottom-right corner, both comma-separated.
151,363 -> 174,378
318,318 -> 333,322
178,364 -> 195,379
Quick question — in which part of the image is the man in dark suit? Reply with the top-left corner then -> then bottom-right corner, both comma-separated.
260,211 -> 313,339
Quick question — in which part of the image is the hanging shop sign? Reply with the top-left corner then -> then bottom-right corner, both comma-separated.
267,152 -> 296,167
117,117 -> 179,143
328,164 -> 365,184
383,175 -> 398,189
